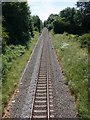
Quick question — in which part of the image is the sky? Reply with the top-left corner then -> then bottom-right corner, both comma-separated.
27,0 -> 78,22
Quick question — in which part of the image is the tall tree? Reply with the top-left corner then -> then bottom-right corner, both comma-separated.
2,2 -> 33,45
76,1 -> 90,32
60,7 -> 76,24
46,14 -> 58,31
53,17 -> 70,34
32,15 -> 42,32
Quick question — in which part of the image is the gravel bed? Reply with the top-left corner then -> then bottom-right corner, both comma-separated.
10,34 -> 44,118
9,28 -> 78,118
49,39 -> 78,118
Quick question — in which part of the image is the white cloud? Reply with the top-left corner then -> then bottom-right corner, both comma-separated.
27,0 -> 77,22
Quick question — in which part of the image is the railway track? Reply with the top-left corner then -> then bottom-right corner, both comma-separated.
31,30 -> 54,119
3,28 -> 77,119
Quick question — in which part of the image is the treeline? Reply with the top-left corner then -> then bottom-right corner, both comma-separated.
2,2 -> 43,83
44,2 -> 90,34
2,2 -> 43,53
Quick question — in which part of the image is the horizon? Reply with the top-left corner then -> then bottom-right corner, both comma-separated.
27,0 -> 78,22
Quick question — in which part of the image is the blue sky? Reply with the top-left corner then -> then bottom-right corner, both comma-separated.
27,0 -> 77,22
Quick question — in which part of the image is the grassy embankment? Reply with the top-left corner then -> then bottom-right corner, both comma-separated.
51,32 -> 89,119
2,31 -> 39,112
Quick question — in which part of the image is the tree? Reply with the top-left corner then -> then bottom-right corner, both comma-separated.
44,20 -> 47,27
53,17 -> 70,34
60,7 -> 76,24
76,1 -> 90,32
46,14 -> 58,31
2,2 -> 34,45
32,15 -> 42,32
60,7 -> 82,34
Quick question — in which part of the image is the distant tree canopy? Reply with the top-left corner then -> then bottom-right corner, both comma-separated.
32,15 -> 43,32
45,1 -> 90,34
53,17 -> 70,34
60,7 -> 76,24
44,14 -> 58,31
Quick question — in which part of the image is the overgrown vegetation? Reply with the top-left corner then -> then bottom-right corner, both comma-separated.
2,31 -> 39,111
51,32 -> 89,119
1,1 -> 90,119
2,2 -> 42,112
2,45 -> 26,83
78,33 -> 90,48
45,3 -> 90,118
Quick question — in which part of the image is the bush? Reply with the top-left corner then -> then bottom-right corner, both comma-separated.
2,28 -> 9,53
53,18 -> 70,34
78,33 -> 90,48
2,45 -> 26,82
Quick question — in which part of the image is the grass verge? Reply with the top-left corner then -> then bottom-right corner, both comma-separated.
50,32 -> 89,119
2,31 -> 39,112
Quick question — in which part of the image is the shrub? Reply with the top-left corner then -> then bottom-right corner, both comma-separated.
2,28 -> 9,53
78,33 -> 90,48
2,45 -> 26,83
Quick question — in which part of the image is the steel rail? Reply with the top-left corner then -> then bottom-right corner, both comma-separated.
46,60 -> 50,119
30,38 -> 44,120
31,30 -> 54,119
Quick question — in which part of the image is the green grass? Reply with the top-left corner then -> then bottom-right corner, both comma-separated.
2,31 -> 39,112
50,32 -> 89,119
